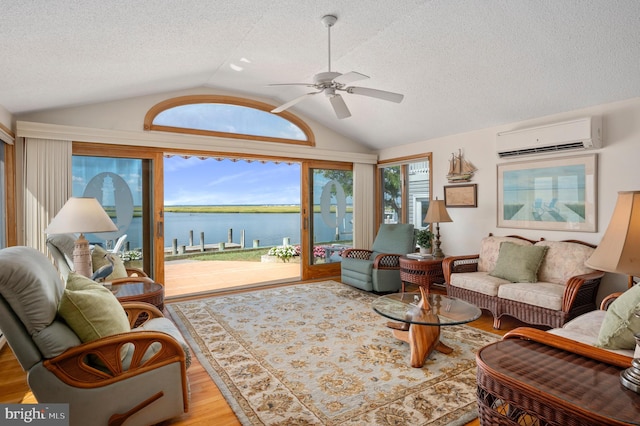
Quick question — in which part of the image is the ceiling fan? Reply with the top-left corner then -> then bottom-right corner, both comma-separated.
270,15 -> 404,119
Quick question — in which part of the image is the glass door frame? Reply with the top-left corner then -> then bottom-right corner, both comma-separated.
73,143 -> 165,283
73,145 -> 354,285
301,160 -> 353,280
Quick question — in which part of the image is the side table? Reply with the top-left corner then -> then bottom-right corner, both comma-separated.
109,281 -> 165,311
476,334 -> 640,425
399,255 -> 445,293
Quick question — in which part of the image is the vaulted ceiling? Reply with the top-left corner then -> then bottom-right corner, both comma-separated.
2,1 -> 639,150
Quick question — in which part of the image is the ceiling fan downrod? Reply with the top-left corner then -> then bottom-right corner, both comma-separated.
321,15 -> 337,73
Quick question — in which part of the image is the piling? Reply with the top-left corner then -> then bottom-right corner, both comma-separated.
253,239 -> 259,248
172,238 -> 178,255
200,232 -> 205,252
189,230 -> 194,246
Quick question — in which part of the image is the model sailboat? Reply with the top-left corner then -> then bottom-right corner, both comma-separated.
447,149 -> 477,183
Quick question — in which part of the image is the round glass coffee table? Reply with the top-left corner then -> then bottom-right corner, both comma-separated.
372,289 -> 481,367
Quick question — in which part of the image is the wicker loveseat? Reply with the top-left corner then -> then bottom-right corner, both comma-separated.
442,235 -> 604,329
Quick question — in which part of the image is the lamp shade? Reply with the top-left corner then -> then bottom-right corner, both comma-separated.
424,199 -> 453,224
585,190 -> 640,276
45,197 -> 118,235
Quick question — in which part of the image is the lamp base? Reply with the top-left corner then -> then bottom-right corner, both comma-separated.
621,358 -> 640,393
73,233 -> 93,277
432,223 -> 445,258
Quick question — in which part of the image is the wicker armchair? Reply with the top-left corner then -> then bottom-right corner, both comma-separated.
341,223 -> 415,292
443,235 -> 604,329
0,246 -> 189,426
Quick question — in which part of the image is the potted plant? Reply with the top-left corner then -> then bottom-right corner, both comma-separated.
416,229 -> 434,255
120,249 -> 143,269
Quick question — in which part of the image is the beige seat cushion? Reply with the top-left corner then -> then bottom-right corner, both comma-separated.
549,310 -> 635,357
497,281 -> 565,310
449,271 -> 509,297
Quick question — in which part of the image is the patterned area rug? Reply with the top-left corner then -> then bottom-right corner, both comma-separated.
167,281 -> 500,425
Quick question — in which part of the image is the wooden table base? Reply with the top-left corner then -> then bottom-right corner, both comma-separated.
387,322 -> 453,368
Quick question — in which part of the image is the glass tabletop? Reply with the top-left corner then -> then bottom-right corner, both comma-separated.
372,292 -> 481,326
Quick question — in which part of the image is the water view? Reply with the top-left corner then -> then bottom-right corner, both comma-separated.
118,211 -> 353,251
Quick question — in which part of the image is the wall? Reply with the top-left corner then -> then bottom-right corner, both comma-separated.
16,87 -> 373,155
379,96 -> 640,296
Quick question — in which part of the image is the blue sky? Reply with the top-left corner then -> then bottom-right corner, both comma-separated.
164,156 -> 301,205
160,103 -> 305,205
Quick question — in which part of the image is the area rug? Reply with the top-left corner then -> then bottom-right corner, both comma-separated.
167,281 -> 500,425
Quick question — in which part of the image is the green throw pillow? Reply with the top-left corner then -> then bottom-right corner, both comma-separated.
489,242 -> 548,283
596,285 -> 640,350
92,245 -> 127,280
58,272 -> 130,343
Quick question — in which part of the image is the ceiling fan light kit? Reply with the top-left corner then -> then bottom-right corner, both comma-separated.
270,15 -> 404,119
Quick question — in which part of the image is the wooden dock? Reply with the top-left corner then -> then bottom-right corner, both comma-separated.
164,242 -> 242,255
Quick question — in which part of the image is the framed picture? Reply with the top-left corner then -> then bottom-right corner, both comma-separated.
444,184 -> 477,208
497,154 -> 597,231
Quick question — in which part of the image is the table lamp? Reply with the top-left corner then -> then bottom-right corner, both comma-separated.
45,197 -> 118,277
584,190 -> 640,393
424,197 -> 452,258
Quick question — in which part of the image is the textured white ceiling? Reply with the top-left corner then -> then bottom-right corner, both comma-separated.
2,0 -> 640,149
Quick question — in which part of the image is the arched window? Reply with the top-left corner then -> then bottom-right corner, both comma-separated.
144,95 -> 314,146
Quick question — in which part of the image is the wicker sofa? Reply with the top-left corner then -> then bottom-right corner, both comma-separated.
442,235 -> 605,329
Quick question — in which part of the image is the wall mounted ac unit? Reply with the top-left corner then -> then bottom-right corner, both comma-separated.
496,116 -> 602,159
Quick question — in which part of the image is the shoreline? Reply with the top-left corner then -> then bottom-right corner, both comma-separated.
165,205 -> 301,213
164,205 -> 353,214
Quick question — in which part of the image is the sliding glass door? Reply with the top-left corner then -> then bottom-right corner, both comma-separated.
302,161 -> 353,279
72,144 -> 164,282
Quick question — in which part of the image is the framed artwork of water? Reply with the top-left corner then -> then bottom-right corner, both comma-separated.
497,154 -> 597,232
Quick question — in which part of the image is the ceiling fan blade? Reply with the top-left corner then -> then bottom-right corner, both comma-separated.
271,91 -> 322,113
333,71 -> 369,85
347,86 -> 404,103
329,94 -> 351,119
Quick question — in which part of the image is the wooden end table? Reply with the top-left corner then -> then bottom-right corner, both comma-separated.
399,255 -> 445,293
476,338 -> 640,425
109,281 -> 165,311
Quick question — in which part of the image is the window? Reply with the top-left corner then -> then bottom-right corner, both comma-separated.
144,95 -> 315,146
378,155 -> 432,229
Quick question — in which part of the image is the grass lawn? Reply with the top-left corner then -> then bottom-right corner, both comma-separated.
191,248 -> 271,262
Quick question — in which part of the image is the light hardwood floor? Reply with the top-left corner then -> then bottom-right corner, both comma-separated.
0,280 -> 529,426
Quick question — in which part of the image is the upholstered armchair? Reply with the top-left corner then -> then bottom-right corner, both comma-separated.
47,233 -> 150,283
0,246 -> 190,426
341,223 -> 415,292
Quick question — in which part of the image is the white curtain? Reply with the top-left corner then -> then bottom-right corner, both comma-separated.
353,162 -> 376,249
23,138 -> 72,252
